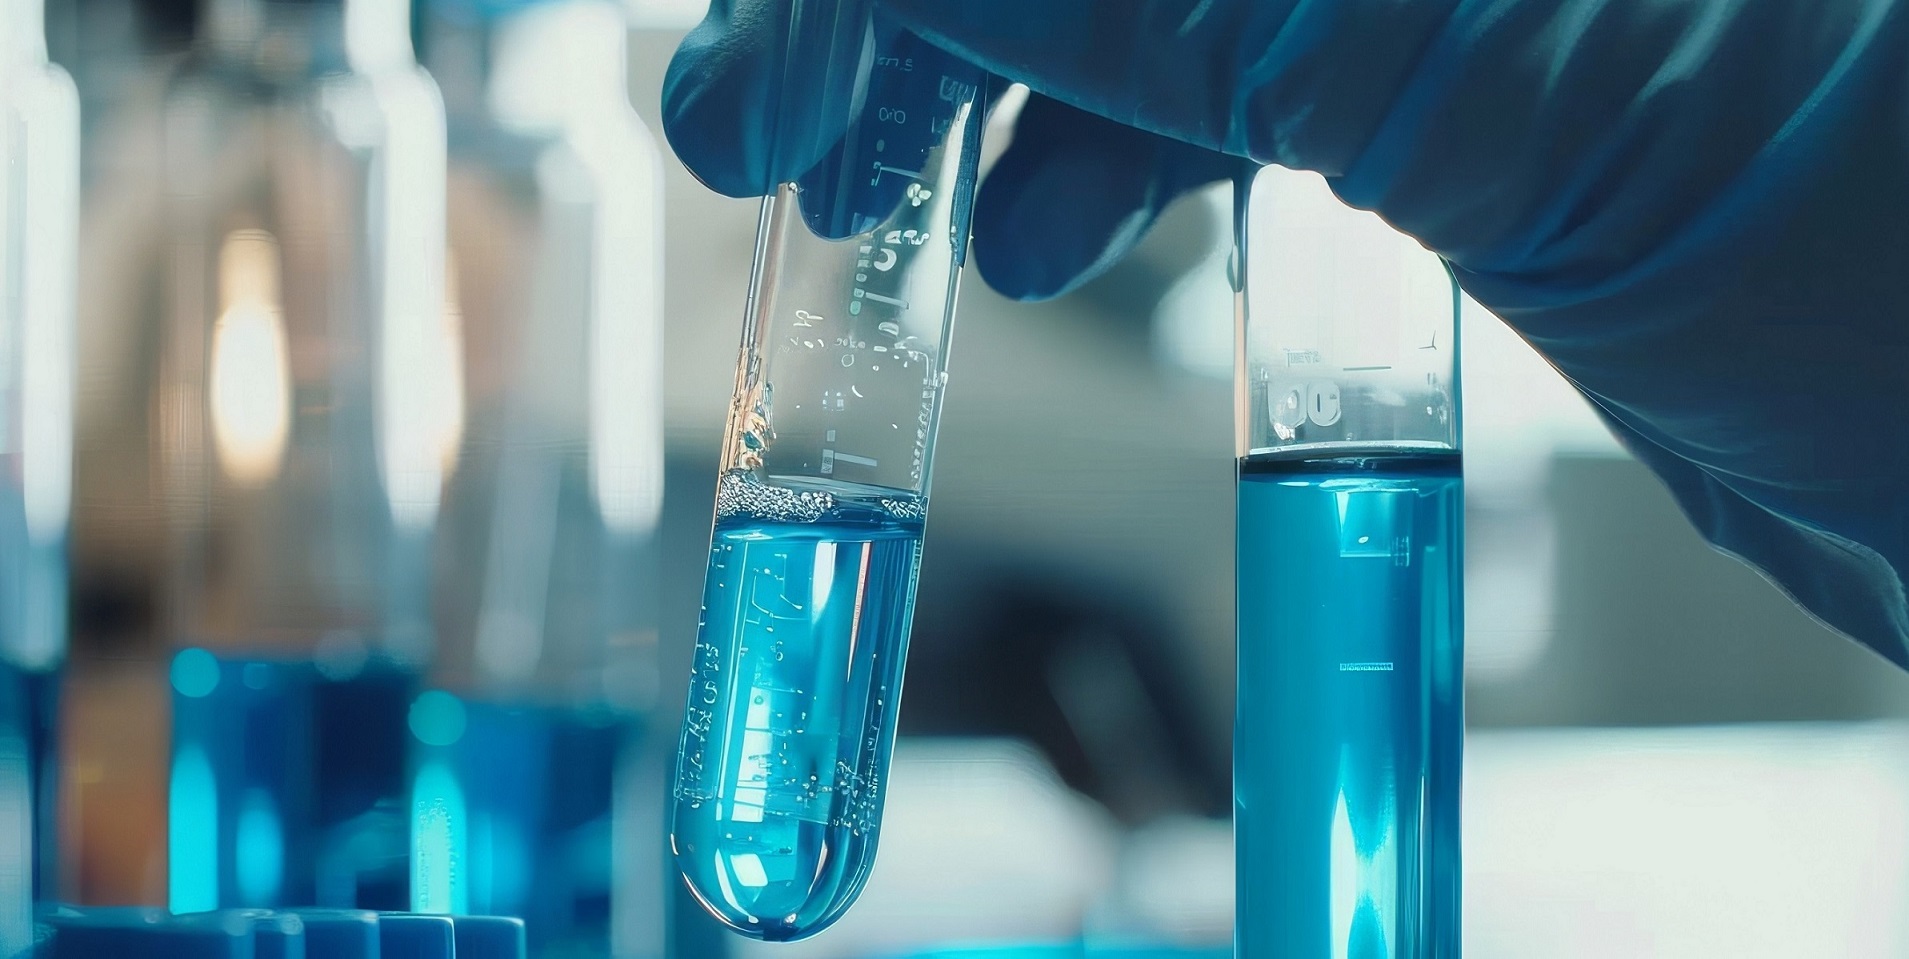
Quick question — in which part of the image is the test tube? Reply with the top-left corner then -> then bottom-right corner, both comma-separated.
668,5 -> 989,942
155,0 -> 449,912
410,0 -> 663,951
0,0 -> 76,920
1233,166 -> 1463,958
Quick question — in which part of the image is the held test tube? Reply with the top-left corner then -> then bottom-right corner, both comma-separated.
668,3 -> 988,943
1233,167 -> 1463,958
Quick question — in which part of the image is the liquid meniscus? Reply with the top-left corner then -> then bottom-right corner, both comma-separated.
671,474 -> 923,941
1235,451 -> 1462,959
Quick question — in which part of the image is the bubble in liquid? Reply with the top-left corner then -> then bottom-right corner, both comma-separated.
715,470 -> 834,523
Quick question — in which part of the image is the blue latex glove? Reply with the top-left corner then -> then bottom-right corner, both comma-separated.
664,0 -> 1909,667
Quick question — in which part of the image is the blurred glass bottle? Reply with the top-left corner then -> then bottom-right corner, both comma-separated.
156,0 -> 453,913
409,0 -> 661,954
0,0 -> 77,929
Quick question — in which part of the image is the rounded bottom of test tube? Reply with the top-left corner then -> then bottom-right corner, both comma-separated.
672,810 -> 877,941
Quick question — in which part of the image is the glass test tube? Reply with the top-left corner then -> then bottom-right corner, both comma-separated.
668,4 -> 988,943
157,0 -> 450,912
1233,166 -> 1463,959
0,0 -> 77,927
410,0 -> 663,952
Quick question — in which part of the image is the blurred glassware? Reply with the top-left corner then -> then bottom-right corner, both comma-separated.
0,666 -> 33,956
411,0 -> 663,954
0,0 -> 78,923
154,0 -> 452,913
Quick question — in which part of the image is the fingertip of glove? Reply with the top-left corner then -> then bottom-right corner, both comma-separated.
974,210 -> 1151,302
971,124 -> 1162,301
661,20 -> 781,199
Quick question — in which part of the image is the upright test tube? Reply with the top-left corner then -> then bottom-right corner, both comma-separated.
156,0 -> 450,912
411,0 -> 664,951
668,3 -> 988,942
0,0 -> 76,925
1233,167 -> 1463,958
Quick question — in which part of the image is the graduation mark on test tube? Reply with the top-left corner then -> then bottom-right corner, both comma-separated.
868,162 -> 921,184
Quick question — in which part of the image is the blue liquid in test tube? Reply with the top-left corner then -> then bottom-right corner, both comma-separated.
673,484 -> 923,939
668,10 -> 989,942
1235,453 -> 1462,958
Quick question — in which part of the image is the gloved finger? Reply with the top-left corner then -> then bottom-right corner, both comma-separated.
878,0 -> 1440,175
790,28 -> 990,239
662,0 -> 881,198
974,95 -> 1241,301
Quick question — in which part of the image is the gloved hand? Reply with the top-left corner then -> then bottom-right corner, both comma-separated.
663,0 -> 1909,667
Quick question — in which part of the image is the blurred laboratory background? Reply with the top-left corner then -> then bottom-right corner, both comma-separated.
0,0 -> 1903,955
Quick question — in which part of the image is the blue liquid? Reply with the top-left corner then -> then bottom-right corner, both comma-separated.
18,666 -> 58,904
671,485 -> 922,941
0,662 -> 56,951
409,696 -> 636,955
170,654 -> 417,913
1235,453 -> 1462,959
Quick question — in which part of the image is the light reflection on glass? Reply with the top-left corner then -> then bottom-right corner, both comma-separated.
0,671 -> 33,957
234,788 -> 286,904
490,2 -> 663,537
208,230 -> 290,487
168,743 -> 220,913
434,255 -> 466,476
410,759 -> 468,916
1327,748 -> 1401,959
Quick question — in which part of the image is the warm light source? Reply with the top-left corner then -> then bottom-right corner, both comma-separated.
208,229 -> 291,486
